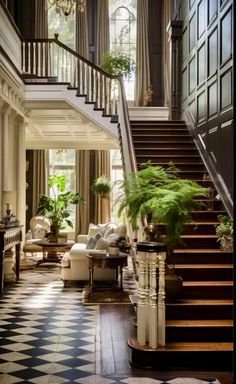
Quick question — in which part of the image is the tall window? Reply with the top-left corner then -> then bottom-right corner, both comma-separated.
110,149 -> 124,224
109,0 -> 137,100
48,149 -> 76,231
48,2 -> 75,49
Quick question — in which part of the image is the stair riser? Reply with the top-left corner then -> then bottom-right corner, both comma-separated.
128,347 -> 233,370
192,210 -> 227,220
136,160 -> 205,170
166,305 -> 233,320
176,268 -> 233,281
133,136 -> 193,143
176,238 -> 219,248
166,327 -> 233,342
134,143 -> 195,149
173,253 -> 233,264
157,224 -> 218,235
136,148 -> 199,156
181,285 -> 233,300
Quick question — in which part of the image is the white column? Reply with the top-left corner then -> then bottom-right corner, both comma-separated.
0,99 -> 4,217
16,116 -> 26,238
2,104 -> 10,191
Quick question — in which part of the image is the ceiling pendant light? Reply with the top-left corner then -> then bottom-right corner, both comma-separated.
48,0 -> 86,18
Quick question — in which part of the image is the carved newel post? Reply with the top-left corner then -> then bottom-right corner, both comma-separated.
136,241 -> 166,349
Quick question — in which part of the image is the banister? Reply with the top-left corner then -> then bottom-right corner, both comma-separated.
21,34 -> 138,177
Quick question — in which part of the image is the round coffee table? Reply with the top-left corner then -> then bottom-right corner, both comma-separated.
34,240 -> 74,264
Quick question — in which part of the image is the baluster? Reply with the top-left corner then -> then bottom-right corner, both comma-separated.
137,251 -> 149,345
157,252 -> 166,346
149,252 -> 158,348
22,42 -> 25,73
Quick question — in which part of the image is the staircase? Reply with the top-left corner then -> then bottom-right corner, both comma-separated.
128,120 -> 234,370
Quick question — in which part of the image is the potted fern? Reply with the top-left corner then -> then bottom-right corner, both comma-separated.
118,163 -> 208,300
92,175 -> 112,199
215,214 -> 233,250
100,51 -> 134,77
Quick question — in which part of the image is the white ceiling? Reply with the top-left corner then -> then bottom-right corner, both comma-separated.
24,100 -> 119,150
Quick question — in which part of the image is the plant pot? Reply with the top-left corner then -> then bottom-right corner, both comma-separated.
220,235 -> 233,250
108,246 -> 119,255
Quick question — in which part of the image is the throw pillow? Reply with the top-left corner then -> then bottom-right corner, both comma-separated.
95,237 -> 109,251
86,237 -> 97,249
106,233 -> 119,243
103,223 -> 117,238
86,232 -> 102,249
88,223 -> 101,239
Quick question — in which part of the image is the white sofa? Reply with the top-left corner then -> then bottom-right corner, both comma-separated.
61,222 -> 127,285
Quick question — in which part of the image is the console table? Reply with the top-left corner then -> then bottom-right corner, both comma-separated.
0,226 -> 22,294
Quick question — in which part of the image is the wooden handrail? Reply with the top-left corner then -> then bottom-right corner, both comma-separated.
21,34 -> 137,176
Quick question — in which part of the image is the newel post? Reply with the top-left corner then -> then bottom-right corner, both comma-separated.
167,20 -> 183,120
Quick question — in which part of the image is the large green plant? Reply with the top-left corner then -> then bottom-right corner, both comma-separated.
37,175 -> 85,233
118,163 -> 208,249
100,51 -> 134,77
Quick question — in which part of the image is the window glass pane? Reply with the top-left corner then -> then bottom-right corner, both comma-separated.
48,149 -> 76,231
48,3 -> 75,49
109,0 -> 137,101
110,149 -> 124,224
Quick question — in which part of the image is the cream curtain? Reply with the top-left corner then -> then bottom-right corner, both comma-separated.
134,0 -> 150,106
75,150 -> 91,236
163,0 -> 172,107
32,150 -> 47,216
76,2 -> 89,58
35,0 -> 48,38
95,0 -> 110,66
94,150 -> 111,224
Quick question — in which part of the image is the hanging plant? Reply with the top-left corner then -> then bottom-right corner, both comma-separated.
92,176 -> 112,199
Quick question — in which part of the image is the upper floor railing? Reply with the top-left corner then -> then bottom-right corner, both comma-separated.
21,34 -> 137,176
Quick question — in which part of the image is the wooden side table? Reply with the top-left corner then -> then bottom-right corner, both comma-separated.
87,252 -> 128,290
34,240 -> 74,264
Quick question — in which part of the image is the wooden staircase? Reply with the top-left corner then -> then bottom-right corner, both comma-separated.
128,120 -> 234,370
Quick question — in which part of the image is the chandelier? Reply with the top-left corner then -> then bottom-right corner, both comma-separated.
48,0 -> 86,17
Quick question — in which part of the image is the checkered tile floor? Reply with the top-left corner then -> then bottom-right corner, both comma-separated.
0,268 -> 221,384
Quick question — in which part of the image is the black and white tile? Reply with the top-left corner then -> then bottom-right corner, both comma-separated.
0,269 -> 222,384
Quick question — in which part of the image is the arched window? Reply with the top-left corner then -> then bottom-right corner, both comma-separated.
109,0 -> 137,101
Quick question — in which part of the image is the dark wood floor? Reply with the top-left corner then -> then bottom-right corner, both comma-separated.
100,304 -> 234,384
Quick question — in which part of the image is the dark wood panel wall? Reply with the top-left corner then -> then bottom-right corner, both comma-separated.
173,0 -> 234,214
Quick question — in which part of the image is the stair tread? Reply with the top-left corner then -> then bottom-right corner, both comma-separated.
130,295 -> 233,305
166,319 -> 233,327
174,248 -> 233,253
181,234 -> 218,238
183,281 -> 233,286
128,338 -> 233,351
175,264 -> 233,269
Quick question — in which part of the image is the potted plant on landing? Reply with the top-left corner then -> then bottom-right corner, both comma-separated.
100,51 -> 134,77
118,163 -> 208,300
92,175 -> 112,199
215,214 -> 233,250
37,175 -> 85,242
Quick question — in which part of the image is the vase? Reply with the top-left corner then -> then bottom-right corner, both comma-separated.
108,246 -> 119,255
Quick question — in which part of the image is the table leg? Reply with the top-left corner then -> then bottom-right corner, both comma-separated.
120,266 -> 123,290
15,243 -> 20,280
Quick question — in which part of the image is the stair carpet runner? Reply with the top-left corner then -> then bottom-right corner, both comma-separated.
128,120 -> 233,370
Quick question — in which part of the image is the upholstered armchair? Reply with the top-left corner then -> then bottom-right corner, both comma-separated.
23,215 -> 51,259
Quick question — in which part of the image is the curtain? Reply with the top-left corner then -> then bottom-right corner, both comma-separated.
32,150 -> 47,216
95,0 -> 110,66
163,0 -> 172,107
35,0 -> 48,38
76,2 -> 89,58
134,0 -> 150,106
94,150 -> 111,224
75,150 -> 91,236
